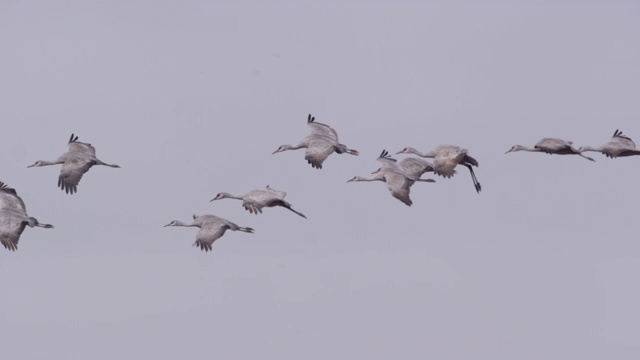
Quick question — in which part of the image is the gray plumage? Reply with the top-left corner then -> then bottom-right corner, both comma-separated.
505,137 -> 595,162
211,186 -> 307,219
272,114 -> 359,169
0,182 -> 54,251
164,214 -> 254,252
397,145 -> 481,193
389,157 -> 437,179
579,130 -> 640,158
28,133 -> 120,194
348,150 -> 435,207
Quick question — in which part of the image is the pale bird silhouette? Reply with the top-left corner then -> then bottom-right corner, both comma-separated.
505,138 -> 595,162
0,181 -> 54,251
164,214 -> 254,252
28,134 -> 121,194
579,129 -> 640,158
211,186 -> 307,219
396,145 -> 481,193
371,156 -> 437,179
272,114 -> 358,169
348,150 -> 436,206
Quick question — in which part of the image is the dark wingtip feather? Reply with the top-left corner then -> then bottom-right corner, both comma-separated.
307,114 -> 316,124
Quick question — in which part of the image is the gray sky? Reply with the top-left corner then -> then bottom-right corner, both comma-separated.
1,1 -> 640,359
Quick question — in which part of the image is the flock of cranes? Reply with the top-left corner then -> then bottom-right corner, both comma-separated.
1,116 -> 639,252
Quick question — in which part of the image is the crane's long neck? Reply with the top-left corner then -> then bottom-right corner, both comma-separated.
39,159 -> 65,166
351,174 -> 385,182
175,221 -> 196,227
407,148 -> 435,158
579,145 -> 600,153
518,146 -> 541,152
225,193 -> 245,200
289,142 -> 307,150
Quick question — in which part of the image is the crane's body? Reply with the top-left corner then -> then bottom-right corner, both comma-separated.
273,114 -> 359,169
28,134 -> 120,194
397,145 -> 481,193
579,130 -> 640,158
0,182 -> 53,251
211,186 -> 307,219
164,214 -> 254,252
348,150 -> 435,206
506,138 -> 595,162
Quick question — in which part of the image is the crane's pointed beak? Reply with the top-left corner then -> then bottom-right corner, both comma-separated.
27,164 -> 35,168
395,150 -> 404,154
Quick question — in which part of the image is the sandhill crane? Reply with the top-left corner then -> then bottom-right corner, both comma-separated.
348,150 -> 435,206
28,133 -> 121,194
371,157 -> 437,179
0,181 -> 54,251
579,130 -> 640,158
211,186 -> 307,219
164,214 -> 254,252
505,138 -> 595,161
396,145 -> 482,193
272,114 -> 359,169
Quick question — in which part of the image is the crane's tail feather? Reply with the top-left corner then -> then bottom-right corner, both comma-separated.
239,227 -> 254,233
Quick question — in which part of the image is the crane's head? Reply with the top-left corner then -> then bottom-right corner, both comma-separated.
347,176 -> 365,182
210,192 -> 230,202
272,145 -> 291,154
164,220 -> 180,227
395,147 -> 416,155
505,145 -> 524,154
27,160 -> 45,168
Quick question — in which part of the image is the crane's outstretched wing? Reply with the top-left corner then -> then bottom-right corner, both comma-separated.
194,222 -> 227,252
399,158 -> 435,179
306,114 -> 339,141
0,182 -> 27,212
58,157 -> 95,194
611,129 -> 636,149
383,172 -> 414,206
0,215 -> 27,251
433,151 -> 462,178
67,134 -> 97,155
376,150 -> 402,172
305,138 -> 336,169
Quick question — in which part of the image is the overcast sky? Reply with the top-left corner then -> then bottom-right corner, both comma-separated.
2,1 -> 640,359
